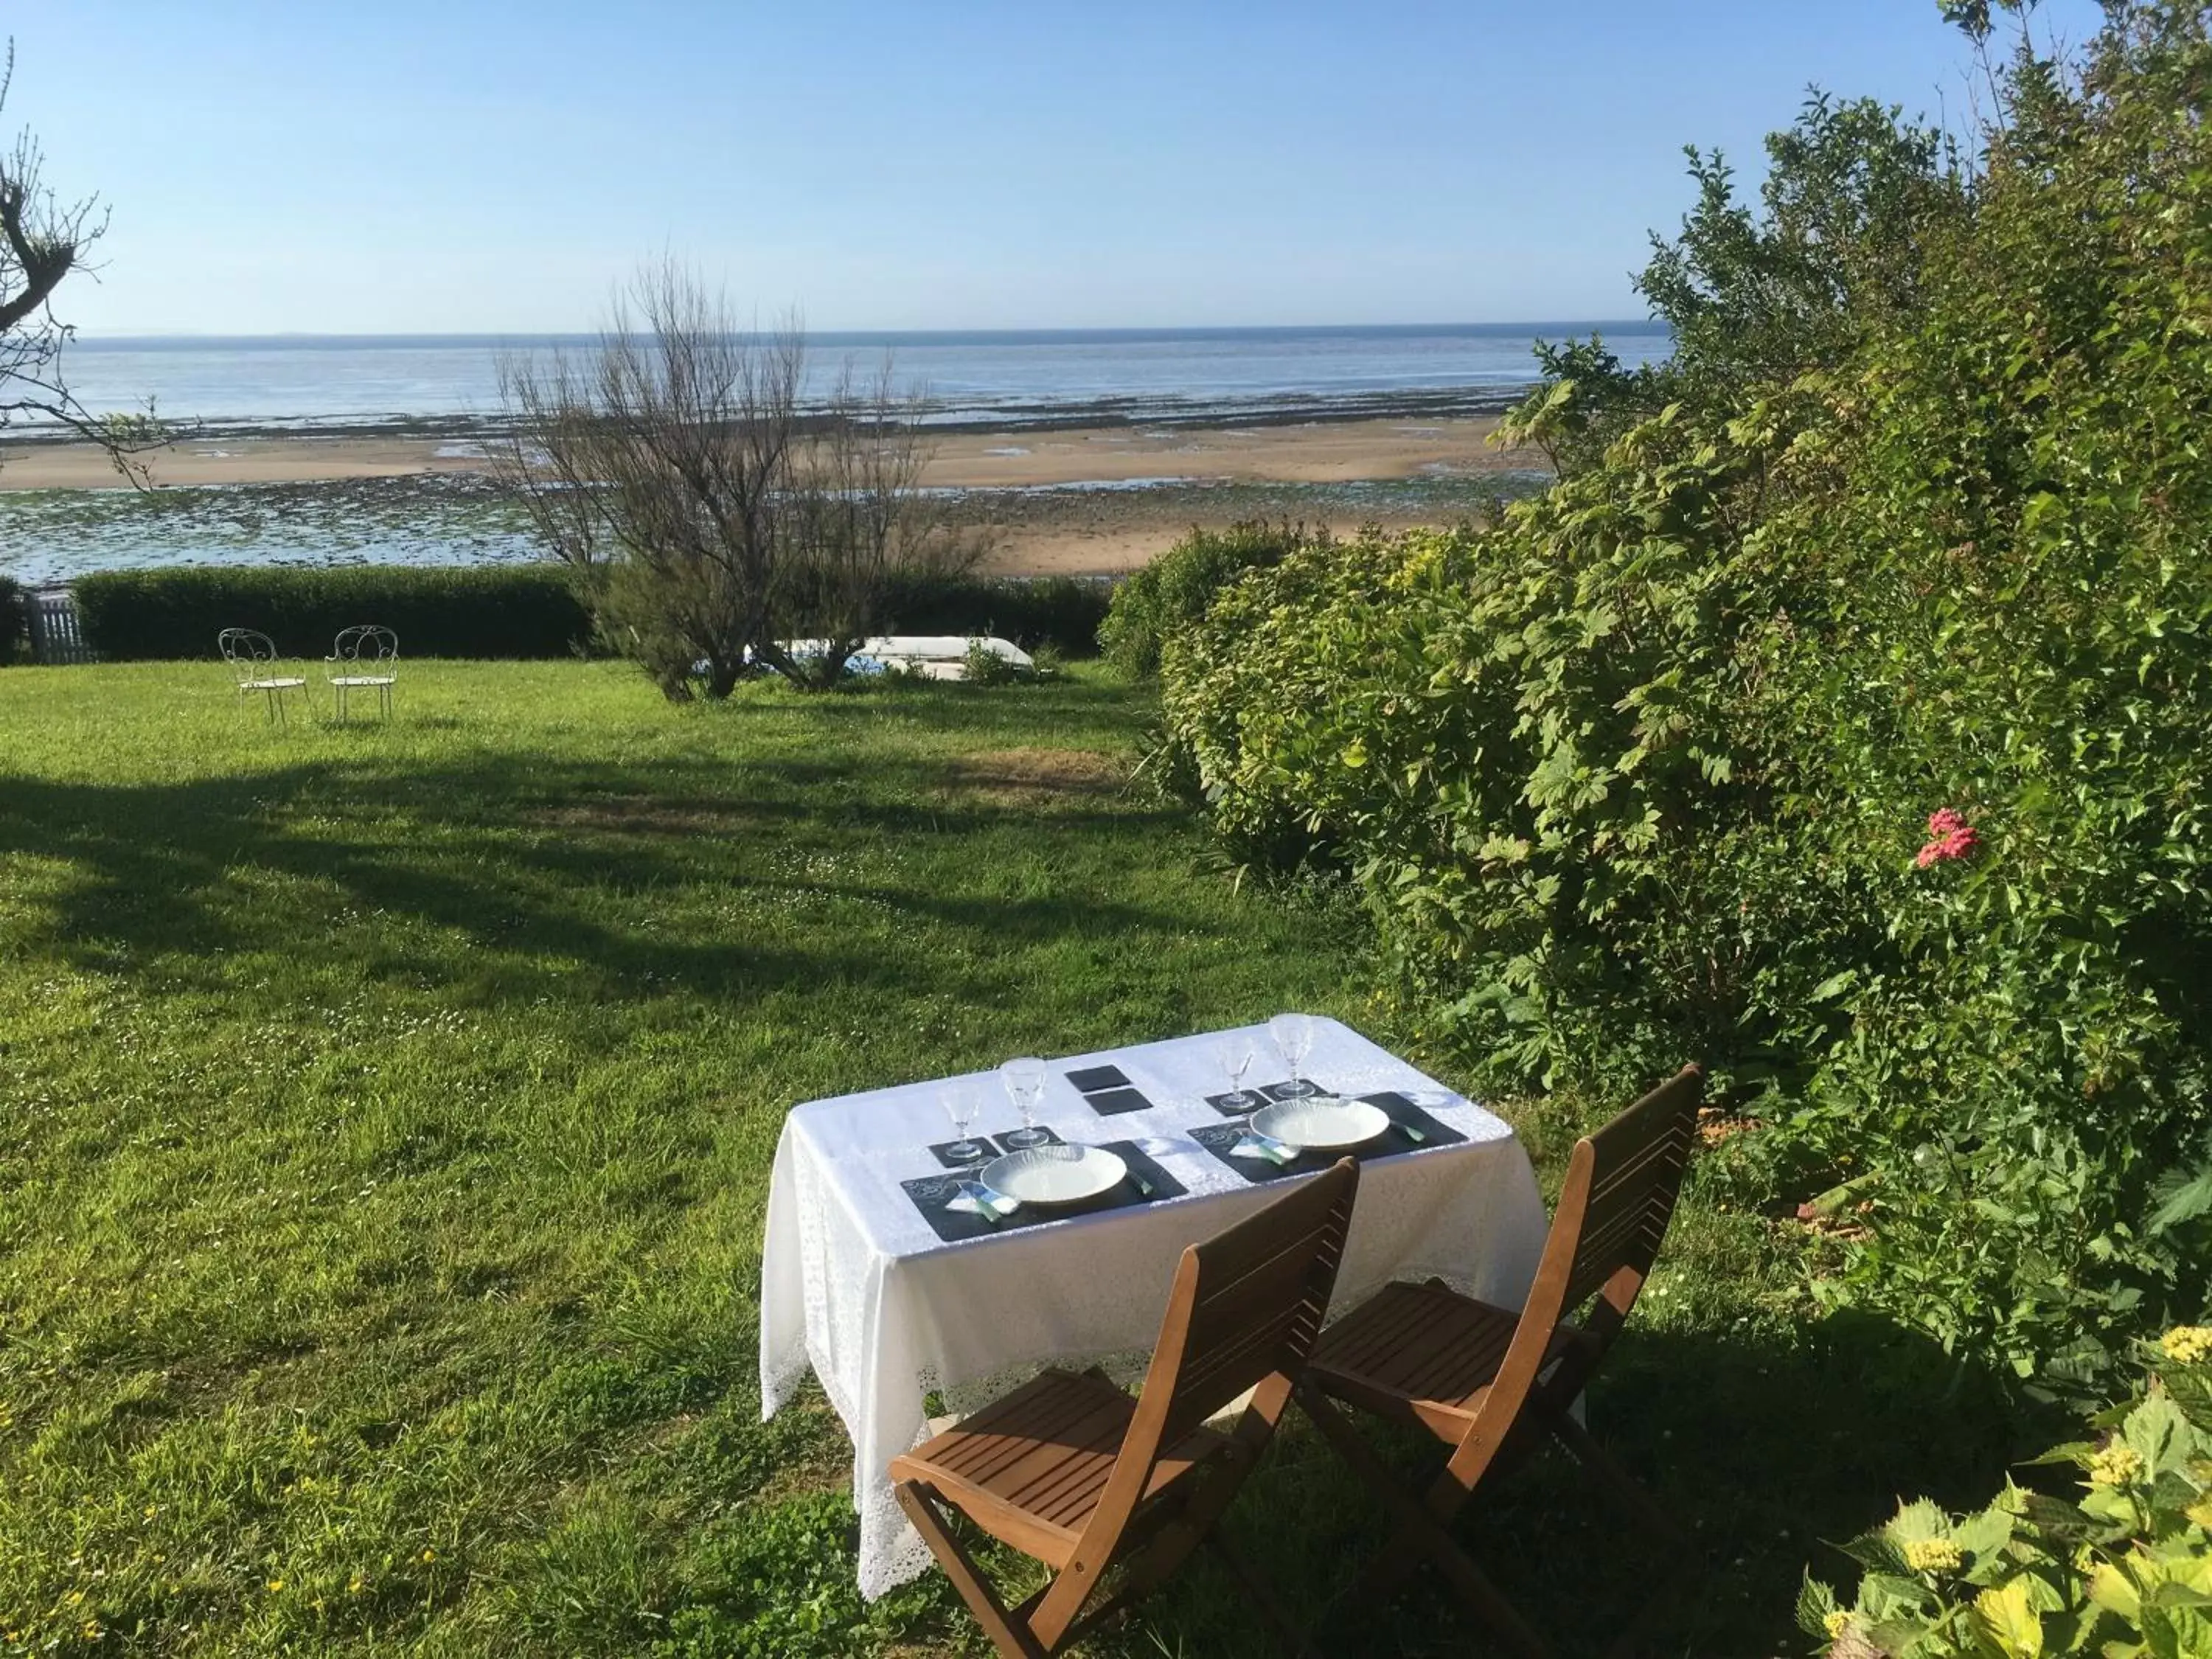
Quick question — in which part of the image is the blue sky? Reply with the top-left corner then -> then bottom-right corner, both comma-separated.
13,1 -> 2107,335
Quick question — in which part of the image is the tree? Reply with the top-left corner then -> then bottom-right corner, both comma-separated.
496,264 -> 978,700
1503,92 -> 1966,476
0,41 -> 160,467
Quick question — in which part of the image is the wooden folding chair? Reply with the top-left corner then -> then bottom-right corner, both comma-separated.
1295,1065 -> 1704,1658
891,1157 -> 1360,1658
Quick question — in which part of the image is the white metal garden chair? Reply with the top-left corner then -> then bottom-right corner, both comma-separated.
218,628 -> 309,726
326,625 -> 398,722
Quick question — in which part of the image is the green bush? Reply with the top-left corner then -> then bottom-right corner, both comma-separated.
959,638 -> 1026,686
72,566 -> 595,661
1805,1328 -> 2212,1658
1097,520 -> 1326,678
1157,10 -> 2212,1390
0,574 -> 23,664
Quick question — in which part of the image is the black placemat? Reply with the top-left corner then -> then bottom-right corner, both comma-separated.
1065,1064 -> 1131,1093
928,1133 -> 1002,1169
1186,1093 -> 1467,1183
902,1140 -> 1188,1245
1082,1086 -> 1155,1116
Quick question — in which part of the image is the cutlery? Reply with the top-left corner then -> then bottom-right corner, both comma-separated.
1231,1131 -> 1296,1165
954,1180 -> 1020,1221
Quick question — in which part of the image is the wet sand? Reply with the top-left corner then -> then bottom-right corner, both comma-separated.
0,415 -> 1545,578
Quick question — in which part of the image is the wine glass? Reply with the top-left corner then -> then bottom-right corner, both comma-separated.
999,1057 -> 1049,1149
1267,1014 -> 1316,1098
1217,1033 -> 1259,1111
939,1083 -> 987,1168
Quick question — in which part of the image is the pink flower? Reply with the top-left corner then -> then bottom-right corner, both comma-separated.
1915,811 -> 1981,868
1940,825 -> 1980,859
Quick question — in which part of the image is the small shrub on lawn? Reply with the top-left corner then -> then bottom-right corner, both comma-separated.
961,638 -> 1026,686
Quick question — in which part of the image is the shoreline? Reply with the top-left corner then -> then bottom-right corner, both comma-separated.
0,383 -> 1534,452
0,410 -> 1540,494
0,408 -> 1550,582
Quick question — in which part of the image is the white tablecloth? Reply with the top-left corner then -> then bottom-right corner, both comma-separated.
757,1017 -> 1547,1598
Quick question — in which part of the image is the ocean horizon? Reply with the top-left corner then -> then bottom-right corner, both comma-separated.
50,322 -> 1673,431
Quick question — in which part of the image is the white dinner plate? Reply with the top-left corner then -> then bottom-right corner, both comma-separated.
982,1144 -> 1129,1206
1250,1096 -> 1391,1152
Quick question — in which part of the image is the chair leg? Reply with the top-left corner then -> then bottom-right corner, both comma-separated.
1298,1385 -> 1549,1659
893,1480 -> 1049,1659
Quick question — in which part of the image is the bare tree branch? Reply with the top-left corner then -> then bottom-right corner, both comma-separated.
0,39 -> 167,481
495,262 -> 981,700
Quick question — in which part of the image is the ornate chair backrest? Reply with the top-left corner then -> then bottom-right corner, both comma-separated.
1034,1158 -> 1359,1638
1462,1065 -> 1703,1453
329,625 -> 398,678
218,628 -> 279,689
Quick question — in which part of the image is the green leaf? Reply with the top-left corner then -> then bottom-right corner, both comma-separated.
1797,1573 -> 1843,1638
1973,1579 -> 2045,1658
2129,1395 -> 2191,1478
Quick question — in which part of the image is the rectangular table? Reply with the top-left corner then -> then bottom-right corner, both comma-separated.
757,1017 -> 1548,1599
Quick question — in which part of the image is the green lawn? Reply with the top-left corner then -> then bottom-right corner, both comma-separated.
0,661 -> 2036,1656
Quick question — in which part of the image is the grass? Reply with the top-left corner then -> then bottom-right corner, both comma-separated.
0,661 -> 2045,1656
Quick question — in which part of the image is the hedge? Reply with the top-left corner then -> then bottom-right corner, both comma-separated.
0,574 -> 22,663
66,565 -> 1116,663
874,572 -> 1111,655
72,566 -> 595,661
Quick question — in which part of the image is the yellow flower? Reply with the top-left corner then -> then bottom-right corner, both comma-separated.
265,1578 -> 284,1593
2090,1443 -> 2148,1488
2162,1326 -> 2212,1365
420,1548 -> 436,1564
347,1574 -> 364,1594
1823,1608 -> 1854,1639
80,1624 -> 101,1642
1904,1537 -> 1964,1573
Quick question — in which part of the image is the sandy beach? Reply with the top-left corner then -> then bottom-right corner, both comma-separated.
0,414 -> 1542,577
5,421 -> 1550,594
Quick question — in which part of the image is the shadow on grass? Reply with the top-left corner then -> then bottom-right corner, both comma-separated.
1065,1307 -> 2056,1658
0,744 -> 1206,1007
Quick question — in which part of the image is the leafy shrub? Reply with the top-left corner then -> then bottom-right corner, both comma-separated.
1158,10 -> 2212,1390
1805,1329 -> 2212,1657
960,637 -> 1025,686
72,566 -> 595,660
1097,520 -> 1326,678
0,574 -> 22,664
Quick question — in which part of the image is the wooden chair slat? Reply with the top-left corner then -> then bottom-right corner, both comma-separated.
894,1157 -> 1361,1657
1298,1065 -> 1704,1656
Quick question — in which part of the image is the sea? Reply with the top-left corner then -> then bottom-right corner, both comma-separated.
1,323 -> 1671,584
